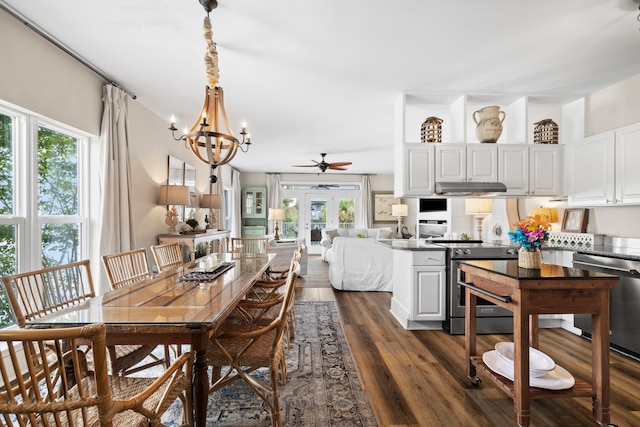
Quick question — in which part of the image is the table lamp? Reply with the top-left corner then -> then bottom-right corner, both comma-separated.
392,204 -> 408,239
159,184 -> 190,234
465,198 -> 493,240
269,208 -> 285,240
529,207 -> 558,223
201,194 -> 222,230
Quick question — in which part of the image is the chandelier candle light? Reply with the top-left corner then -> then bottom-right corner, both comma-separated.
158,185 -> 190,234
169,0 -> 251,184
392,204 -> 408,239
508,214 -> 551,269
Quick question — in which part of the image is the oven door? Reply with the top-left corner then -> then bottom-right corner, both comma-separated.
449,259 -> 513,318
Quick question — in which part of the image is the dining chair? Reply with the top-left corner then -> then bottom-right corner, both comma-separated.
230,237 -> 269,257
1,260 -> 163,377
102,249 -> 171,375
207,262 -> 298,427
102,248 -> 151,289
0,323 -> 193,427
151,242 -> 183,273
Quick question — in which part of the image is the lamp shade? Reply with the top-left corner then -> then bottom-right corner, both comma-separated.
268,208 -> 285,220
465,199 -> 493,215
391,204 -> 408,217
201,194 -> 222,209
158,185 -> 190,206
530,207 -> 558,222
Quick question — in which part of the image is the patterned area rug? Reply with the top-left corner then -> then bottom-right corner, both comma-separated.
162,301 -> 377,426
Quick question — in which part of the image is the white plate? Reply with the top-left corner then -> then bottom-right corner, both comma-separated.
482,350 -> 575,390
495,342 -> 556,374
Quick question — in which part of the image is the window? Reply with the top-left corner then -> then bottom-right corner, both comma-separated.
0,103 -> 88,328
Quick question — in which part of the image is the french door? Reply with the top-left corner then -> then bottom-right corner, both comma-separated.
303,192 -> 358,255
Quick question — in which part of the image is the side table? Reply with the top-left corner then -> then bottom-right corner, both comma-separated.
157,230 -> 231,262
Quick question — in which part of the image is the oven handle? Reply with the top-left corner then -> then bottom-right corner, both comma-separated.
460,282 -> 512,303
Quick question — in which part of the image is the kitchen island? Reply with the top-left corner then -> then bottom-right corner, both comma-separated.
377,239 -> 448,330
460,260 -> 619,427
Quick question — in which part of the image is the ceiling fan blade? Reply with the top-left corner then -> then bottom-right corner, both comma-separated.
328,166 -> 348,170
292,164 -> 319,167
327,161 -> 352,167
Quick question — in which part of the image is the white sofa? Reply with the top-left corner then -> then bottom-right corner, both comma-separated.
321,228 -> 394,291
267,237 -> 308,276
320,227 -> 394,261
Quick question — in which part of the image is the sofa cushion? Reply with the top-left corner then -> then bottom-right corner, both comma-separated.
324,228 -> 340,243
347,228 -> 368,238
376,227 -> 394,240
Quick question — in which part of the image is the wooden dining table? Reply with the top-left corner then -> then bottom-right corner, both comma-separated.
25,252 -> 275,427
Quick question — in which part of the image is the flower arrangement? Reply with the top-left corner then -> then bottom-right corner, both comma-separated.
508,214 -> 551,252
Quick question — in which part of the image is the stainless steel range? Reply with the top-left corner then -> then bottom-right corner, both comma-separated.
442,242 -> 518,335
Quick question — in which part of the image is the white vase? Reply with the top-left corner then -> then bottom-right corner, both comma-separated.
473,105 -> 506,143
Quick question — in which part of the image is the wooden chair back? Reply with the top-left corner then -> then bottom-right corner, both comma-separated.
0,323 -> 194,427
1,260 -> 95,327
102,248 -> 151,290
230,238 -> 269,257
151,242 -> 183,273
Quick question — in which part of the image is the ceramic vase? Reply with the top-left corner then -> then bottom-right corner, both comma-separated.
518,247 -> 541,269
473,105 -> 506,143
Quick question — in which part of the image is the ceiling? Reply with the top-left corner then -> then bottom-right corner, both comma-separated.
2,0 -> 640,175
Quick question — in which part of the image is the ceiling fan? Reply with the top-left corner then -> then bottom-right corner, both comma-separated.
293,153 -> 352,173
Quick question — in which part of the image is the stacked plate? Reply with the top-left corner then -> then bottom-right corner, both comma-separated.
483,342 -> 575,390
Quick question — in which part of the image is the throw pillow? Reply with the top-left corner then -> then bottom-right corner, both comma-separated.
357,233 -> 367,238
377,228 -> 394,240
325,229 -> 339,243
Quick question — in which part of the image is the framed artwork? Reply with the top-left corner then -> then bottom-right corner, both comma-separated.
561,208 -> 588,233
372,191 -> 401,223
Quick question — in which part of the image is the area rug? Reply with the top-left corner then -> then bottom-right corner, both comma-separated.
161,301 -> 377,426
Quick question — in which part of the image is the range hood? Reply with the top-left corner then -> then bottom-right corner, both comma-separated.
435,181 -> 507,196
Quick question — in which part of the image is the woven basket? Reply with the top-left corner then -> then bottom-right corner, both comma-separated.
420,116 -> 443,143
518,247 -> 541,269
533,119 -> 558,144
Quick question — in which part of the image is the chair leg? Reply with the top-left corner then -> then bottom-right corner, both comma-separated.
270,363 -> 282,427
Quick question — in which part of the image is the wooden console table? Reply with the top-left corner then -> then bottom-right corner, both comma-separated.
158,229 -> 230,261
460,260 -> 619,427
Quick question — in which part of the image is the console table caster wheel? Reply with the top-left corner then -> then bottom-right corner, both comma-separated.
469,376 -> 482,387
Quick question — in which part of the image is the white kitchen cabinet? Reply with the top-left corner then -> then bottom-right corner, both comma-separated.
529,145 -> 562,196
498,145 -> 528,195
395,144 -> 435,197
568,123 -> 640,206
435,144 -> 498,183
413,266 -> 447,320
390,249 -> 446,329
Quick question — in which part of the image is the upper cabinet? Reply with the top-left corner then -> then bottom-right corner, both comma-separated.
569,123 -> 640,206
242,187 -> 266,218
394,93 -> 579,198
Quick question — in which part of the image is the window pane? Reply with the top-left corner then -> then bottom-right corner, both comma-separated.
0,224 -> 17,328
38,126 -> 78,215
282,197 -> 298,238
339,198 -> 356,230
41,223 -> 79,268
0,113 -> 13,215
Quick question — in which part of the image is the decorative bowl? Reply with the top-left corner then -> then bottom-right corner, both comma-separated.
495,342 -> 555,377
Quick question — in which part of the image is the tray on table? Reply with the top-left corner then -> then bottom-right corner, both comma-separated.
178,262 -> 235,282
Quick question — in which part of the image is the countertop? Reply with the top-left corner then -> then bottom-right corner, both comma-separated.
576,245 -> 640,262
460,260 -> 618,281
376,239 -> 447,251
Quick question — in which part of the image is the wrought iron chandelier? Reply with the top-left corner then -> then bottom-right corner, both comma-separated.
169,0 -> 251,183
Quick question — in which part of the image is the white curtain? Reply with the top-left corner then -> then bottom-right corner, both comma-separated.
230,169 -> 242,238
266,173 -> 281,209
360,175 -> 372,228
98,84 -> 134,294
213,166 -> 225,230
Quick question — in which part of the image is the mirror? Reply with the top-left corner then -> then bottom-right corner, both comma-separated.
184,162 -> 197,221
167,156 -> 188,222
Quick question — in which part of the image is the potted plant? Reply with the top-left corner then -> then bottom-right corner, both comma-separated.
508,215 -> 551,269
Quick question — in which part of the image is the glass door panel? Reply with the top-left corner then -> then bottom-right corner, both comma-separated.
305,194 -> 331,254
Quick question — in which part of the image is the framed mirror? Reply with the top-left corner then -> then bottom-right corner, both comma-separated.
167,156 -> 186,222
184,162 -> 197,221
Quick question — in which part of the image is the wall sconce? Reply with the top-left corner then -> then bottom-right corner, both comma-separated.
465,199 -> 493,240
159,185 -> 190,234
268,208 -> 285,240
529,207 -> 558,223
392,204 -> 408,239
201,194 -> 222,231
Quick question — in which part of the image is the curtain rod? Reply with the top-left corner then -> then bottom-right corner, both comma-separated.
0,2 -> 137,99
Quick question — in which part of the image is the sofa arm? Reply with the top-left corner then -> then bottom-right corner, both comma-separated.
320,239 -> 332,249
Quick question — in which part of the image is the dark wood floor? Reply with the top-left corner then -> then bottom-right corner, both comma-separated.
295,255 -> 640,427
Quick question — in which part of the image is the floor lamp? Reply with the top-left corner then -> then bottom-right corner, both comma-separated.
465,199 -> 493,240
392,204 -> 408,239
269,208 -> 285,240
158,184 -> 190,234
